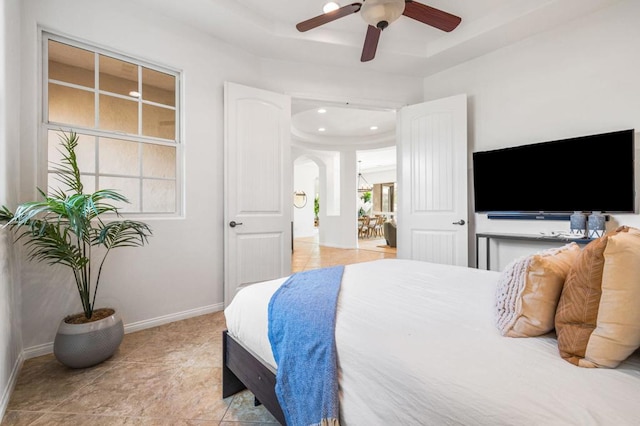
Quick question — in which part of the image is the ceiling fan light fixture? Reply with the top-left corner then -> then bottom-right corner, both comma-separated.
360,0 -> 405,28
322,2 -> 340,13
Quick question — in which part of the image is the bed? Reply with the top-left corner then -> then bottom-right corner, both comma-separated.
222,258 -> 640,425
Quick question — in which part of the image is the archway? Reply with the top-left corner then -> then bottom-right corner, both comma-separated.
293,155 -> 320,241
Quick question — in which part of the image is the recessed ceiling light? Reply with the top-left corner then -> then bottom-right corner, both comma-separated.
129,91 -> 141,98
317,108 -> 327,114
323,2 -> 340,13
318,127 -> 326,132
370,126 -> 378,130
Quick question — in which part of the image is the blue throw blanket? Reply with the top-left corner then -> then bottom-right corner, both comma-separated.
268,265 -> 344,426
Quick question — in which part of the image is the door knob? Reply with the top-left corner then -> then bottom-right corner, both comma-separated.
229,221 -> 243,228
452,219 -> 466,225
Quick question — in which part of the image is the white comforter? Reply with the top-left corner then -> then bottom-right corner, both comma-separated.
224,259 -> 640,426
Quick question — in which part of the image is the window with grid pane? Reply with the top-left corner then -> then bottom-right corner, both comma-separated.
45,33 -> 180,214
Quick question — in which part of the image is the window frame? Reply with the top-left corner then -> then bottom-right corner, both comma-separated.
41,30 -> 183,217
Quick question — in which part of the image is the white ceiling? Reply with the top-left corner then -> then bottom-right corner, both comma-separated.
129,0 -> 619,77
128,0 -> 621,167
291,99 -> 396,151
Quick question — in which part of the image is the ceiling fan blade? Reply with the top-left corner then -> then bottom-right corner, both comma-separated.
361,25 -> 381,62
296,3 -> 362,32
402,1 -> 462,32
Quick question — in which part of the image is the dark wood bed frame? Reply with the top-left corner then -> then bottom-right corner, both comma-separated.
222,330 -> 286,425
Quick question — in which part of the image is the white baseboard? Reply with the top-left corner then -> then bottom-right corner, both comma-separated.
0,352 -> 24,420
124,303 -> 224,333
22,342 -> 52,360
22,303 -> 225,360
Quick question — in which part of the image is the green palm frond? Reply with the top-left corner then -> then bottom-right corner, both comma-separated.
97,220 -> 152,249
85,190 -> 129,218
18,222 -> 87,269
0,205 -> 14,223
52,130 -> 83,194
10,200 -> 56,227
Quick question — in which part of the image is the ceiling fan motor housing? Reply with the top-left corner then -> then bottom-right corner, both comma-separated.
361,0 -> 405,29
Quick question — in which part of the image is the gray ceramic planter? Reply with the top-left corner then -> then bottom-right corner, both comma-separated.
53,309 -> 124,369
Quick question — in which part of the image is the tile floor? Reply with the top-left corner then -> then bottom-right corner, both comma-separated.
1,312 -> 277,425
1,237 -> 396,425
292,234 -> 396,272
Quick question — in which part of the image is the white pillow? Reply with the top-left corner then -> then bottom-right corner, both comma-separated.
495,243 -> 581,337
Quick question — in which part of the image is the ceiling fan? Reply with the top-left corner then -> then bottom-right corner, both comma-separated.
296,0 -> 462,62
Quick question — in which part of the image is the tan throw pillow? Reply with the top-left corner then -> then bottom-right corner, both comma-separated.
495,243 -> 581,338
555,226 -> 640,368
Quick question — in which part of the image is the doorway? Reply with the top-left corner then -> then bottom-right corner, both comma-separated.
291,97 -> 398,250
289,94 -> 469,264
356,146 -> 397,250
292,156 -> 320,256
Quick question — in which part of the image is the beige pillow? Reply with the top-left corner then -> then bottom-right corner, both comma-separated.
495,243 -> 580,337
555,226 -> 640,368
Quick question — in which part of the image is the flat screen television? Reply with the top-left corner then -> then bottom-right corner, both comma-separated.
472,129 -> 636,217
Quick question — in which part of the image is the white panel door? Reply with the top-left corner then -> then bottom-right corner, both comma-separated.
397,94 -> 468,266
224,82 -> 292,307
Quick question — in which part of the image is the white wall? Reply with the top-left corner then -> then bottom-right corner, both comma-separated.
18,0 -> 259,352
423,0 -> 640,270
293,161 -> 318,238
17,0 -> 424,353
321,151 -> 358,249
293,148 -> 366,249
0,0 -> 24,417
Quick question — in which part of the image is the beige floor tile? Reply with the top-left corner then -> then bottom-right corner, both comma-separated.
108,328 -> 156,363
51,362 -> 178,417
7,355 -> 114,412
122,332 -> 210,366
23,412 -> 219,425
0,411 -> 44,426
139,367 -> 231,421
29,413 -> 132,425
190,340 -> 223,368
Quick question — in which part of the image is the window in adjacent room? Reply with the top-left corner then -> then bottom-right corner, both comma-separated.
43,33 -> 181,214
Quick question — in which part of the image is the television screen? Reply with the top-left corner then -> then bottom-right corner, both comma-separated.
472,129 -> 636,214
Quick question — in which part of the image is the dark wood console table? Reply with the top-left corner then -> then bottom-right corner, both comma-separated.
475,232 -> 594,270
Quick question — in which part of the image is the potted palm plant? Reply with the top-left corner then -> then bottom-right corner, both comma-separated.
0,130 -> 152,368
